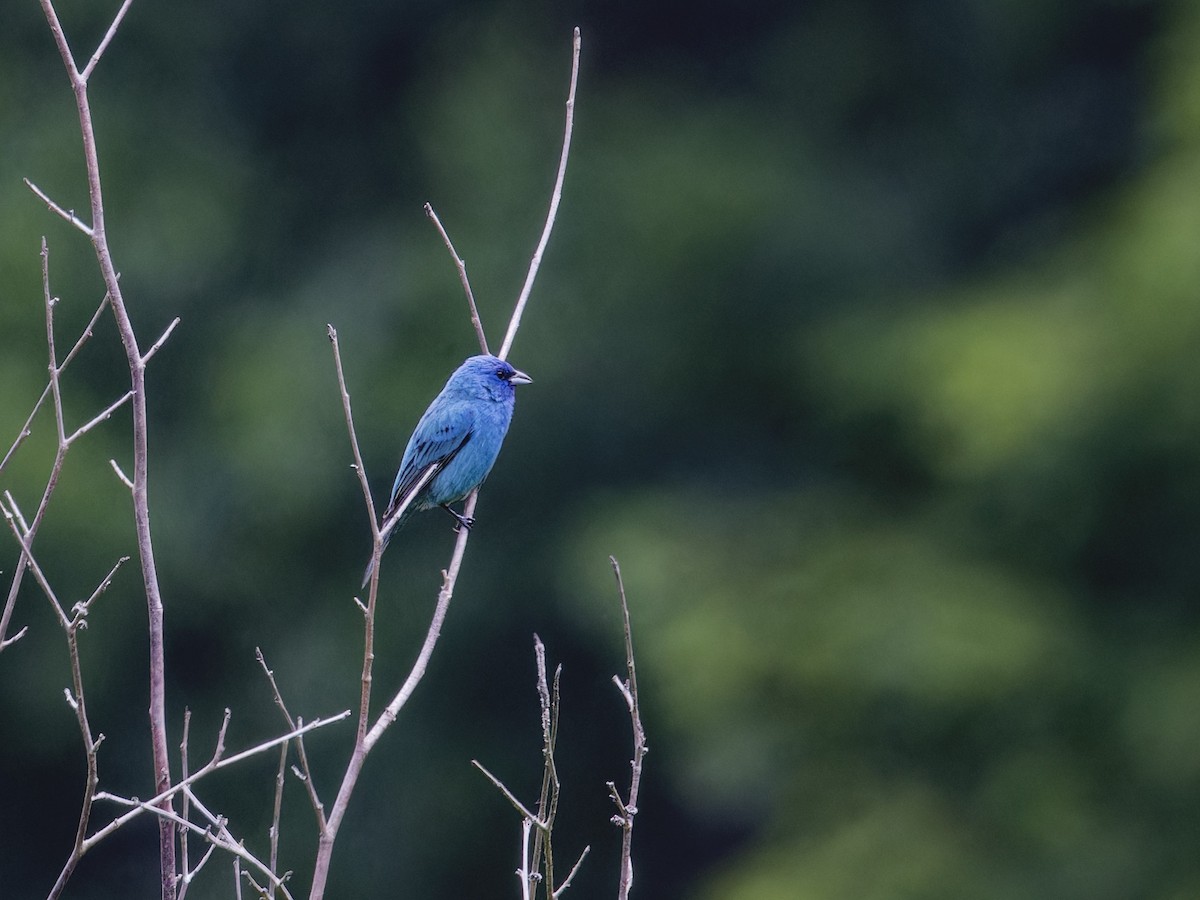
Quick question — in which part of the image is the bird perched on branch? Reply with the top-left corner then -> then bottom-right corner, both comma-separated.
363,354 -> 532,585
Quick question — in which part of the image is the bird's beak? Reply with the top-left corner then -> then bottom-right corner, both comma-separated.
510,368 -> 533,385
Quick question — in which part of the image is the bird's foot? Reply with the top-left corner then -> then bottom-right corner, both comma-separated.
441,504 -> 475,532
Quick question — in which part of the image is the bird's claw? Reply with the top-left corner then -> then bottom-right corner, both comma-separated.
441,504 -> 475,532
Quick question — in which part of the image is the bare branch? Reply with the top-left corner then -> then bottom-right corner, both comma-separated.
142,316 -> 181,364
0,289 -> 108,481
62,292 -> 114,367
67,390 -> 134,444
498,27 -> 581,361
73,555 -> 130,624
479,637 -> 588,900
256,647 -> 326,830
185,787 -> 296,900
327,325 -> 379,537
553,845 -> 590,898
109,458 -> 134,490
80,0 -> 135,82
178,841 -> 217,900
100,787 -> 296,900
203,708 -> 233,770
38,0 -> 80,76
608,556 -> 646,900
178,710 -> 193,899
518,818 -> 535,900
471,759 -> 545,827
85,710 -> 350,851
0,625 -> 29,651
1,491 -> 70,629
268,741 -> 287,900
24,179 -> 93,236
328,321 -> 389,611
364,492 -> 476,753
0,339 -> 75,643
424,203 -> 488,354
241,868 -> 274,900
38,552 -> 128,897
325,322 -> 391,873
0,415 -> 36,480
530,636 -> 561,890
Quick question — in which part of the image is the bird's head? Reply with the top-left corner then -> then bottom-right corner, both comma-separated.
454,354 -> 533,401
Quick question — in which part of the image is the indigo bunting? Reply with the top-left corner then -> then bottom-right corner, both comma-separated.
363,354 -> 532,584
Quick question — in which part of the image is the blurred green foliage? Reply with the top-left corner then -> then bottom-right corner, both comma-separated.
3,0 -> 1200,898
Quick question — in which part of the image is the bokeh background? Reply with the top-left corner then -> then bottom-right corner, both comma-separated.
3,0 -> 1200,897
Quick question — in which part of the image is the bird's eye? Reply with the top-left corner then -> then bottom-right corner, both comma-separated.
496,368 -> 509,380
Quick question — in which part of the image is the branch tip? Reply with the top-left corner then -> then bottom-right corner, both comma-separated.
497,25 -> 581,360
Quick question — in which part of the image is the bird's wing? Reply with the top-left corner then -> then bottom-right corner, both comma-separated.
381,401 -> 476,526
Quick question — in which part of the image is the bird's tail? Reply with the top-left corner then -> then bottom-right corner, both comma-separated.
361,533 -> 390,587
360,509 -> 408,587
360,556 -> 377,589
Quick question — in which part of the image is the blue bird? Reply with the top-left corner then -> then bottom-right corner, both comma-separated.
363,354 -> 532,585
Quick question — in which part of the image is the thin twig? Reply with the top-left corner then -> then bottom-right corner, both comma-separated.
609,557 -> 646,900
477,637 -> 586,899
424,203 -> 488,354
1,242 -> 75,647
256,647 -> 326,831
498,27 -> 581,361
80,0 -> 135,82
241,869 -> 272,900
268,741 -> 287,900
23,179 -> 93,236
179,841 -> 217,898
472,759 -> 544,826
364,494 -> 476,754
326,324 -> 384,750
142,316 -> 181,364
72,555 -> 129,625
0,289 -> 108,481
185,787 -> 295,900
178,710 -> 193,900
326,326 -> 378,536
553,845 -> 590,898
0,624 -> 29,651
203,708 -> 233,770
518,818 -> 534,900
45,557 -> 124,899
109,458 -> 134,490
86,710 -> 349,851
530,636 -> 561,893
101,787 -> 295,900
2,491 -> 70,629
0,283 -> 74,644
67,390 -> 134,444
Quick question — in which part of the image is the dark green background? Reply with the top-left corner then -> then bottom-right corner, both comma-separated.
3,0 -> 1199,897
